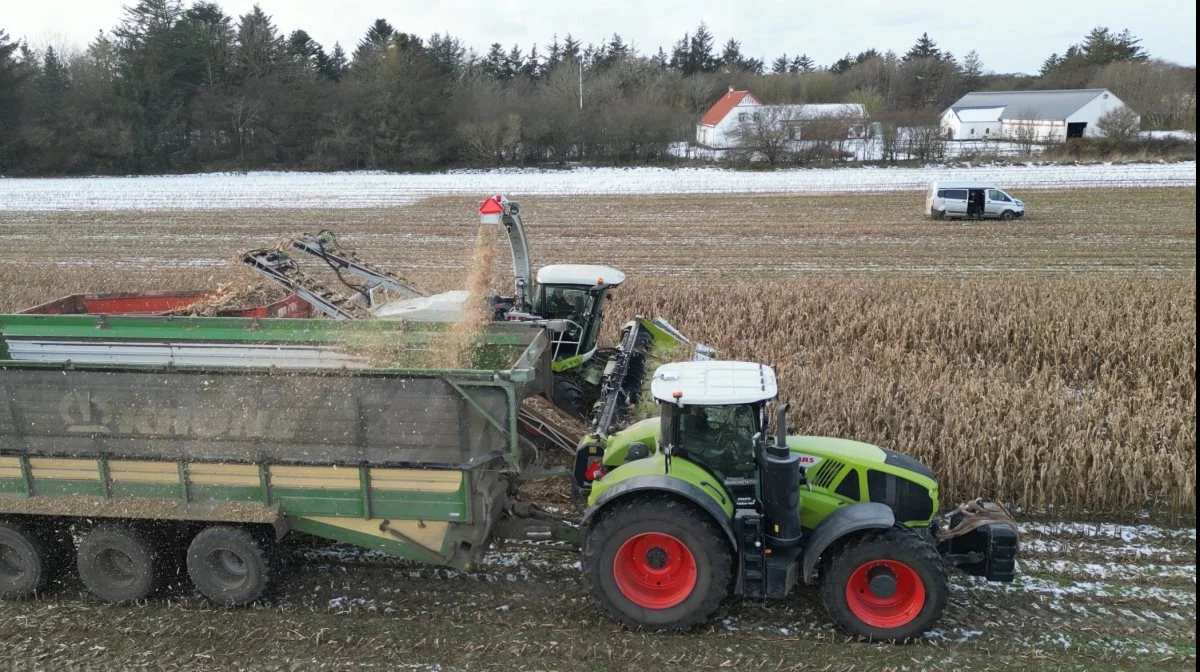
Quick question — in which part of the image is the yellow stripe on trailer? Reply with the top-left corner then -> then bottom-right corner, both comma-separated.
189,463 -> 260,487
370,468 -> 462,493
270,465 -> 359,490
28,458 -> 100,481
0,456 -> 22,480
301,516 -> 449,551
109,460 -> 179,484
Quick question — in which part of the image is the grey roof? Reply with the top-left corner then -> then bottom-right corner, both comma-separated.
948,89 -> 1110,121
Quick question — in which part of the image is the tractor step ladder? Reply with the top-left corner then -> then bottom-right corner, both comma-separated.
735,510 -> 768,599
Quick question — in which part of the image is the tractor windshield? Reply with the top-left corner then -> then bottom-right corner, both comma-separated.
536,285 -> 603,359
678,404 -> 759,485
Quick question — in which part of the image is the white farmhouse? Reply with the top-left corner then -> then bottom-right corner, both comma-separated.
696,88 -> 867,148
941,89 -> 1137,141
696,88 -> 763,148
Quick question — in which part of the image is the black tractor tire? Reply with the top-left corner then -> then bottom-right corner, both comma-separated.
552,375 -> 587,418
0,519 -> 55,598
187,526 -> 275,605
77,523 -> 164,603
819,526 -> 948,642
1000,210 -> 1015,221
583,495 -> 731,631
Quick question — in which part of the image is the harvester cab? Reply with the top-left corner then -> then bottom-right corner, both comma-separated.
476,195 -> 623,368
578,360 -> 1018,640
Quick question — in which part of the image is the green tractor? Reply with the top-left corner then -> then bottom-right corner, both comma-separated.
574,361 -> 1016,640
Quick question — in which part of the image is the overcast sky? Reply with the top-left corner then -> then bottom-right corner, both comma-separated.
3,0 -> 1195,74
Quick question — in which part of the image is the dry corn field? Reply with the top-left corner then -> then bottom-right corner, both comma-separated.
0,188 -> 1195,521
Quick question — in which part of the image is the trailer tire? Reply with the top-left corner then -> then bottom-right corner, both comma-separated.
583,495 -> 730,631
77,524 -> 164,603
187,526 -> 274,606
819,526 -> 947,642
0,519 -> 54,598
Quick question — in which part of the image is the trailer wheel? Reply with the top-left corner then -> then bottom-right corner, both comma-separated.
0,519 -> 54,598
583,496 -> 730,631
187,526 -> 274,605
819,526 -> 947,642
77,524 -> 164,603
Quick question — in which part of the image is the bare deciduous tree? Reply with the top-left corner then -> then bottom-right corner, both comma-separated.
1095,106 -> 1141,140
729,106 -> 799,164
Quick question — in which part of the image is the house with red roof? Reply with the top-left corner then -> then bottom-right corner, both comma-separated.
696,88 -> 763,148
696,88 -> 868,149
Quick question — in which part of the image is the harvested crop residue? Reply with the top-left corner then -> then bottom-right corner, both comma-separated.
429,226 -> 497,368
166,266 -> 284,316
521,394 -> 589,437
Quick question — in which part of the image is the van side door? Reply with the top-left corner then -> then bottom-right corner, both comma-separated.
944,188 -> 968,216
985,189 -> 1007,217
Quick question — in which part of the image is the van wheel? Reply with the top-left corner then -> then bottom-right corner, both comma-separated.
77,524 -> 164,602
940,211 -> 951,221
930,209 -> 944,220
1000,210 -> 1015,221
187,526 -> 275,605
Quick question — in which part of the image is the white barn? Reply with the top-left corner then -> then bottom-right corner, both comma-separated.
696,88 -> 867,148
941,89 -> 1137,141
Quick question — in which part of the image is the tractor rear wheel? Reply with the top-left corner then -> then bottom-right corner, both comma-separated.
583,496 -> 730,631
819,526 -> 947,641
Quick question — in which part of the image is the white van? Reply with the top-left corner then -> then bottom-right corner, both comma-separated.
926,181 -> 1025,221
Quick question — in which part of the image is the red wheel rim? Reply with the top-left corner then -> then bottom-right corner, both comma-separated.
612,532 -> 697,609
845,559 -> 926,629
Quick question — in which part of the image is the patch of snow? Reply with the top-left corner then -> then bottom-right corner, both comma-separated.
0,162 -> 1193,211
1140,129 -> 1196,141
1019,521 -> 1197,542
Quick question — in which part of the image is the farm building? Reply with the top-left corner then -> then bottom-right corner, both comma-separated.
696,88 -> 867,148
940,89 -> 1138,141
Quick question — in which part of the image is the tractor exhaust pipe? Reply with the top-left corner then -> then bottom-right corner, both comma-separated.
762,402 -> 803,548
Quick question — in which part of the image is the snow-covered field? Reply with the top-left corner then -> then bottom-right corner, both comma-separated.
0,162 -> 1194,211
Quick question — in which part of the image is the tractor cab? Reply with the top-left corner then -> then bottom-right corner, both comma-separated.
533,264 -> 625,370
650,361 -> 777,505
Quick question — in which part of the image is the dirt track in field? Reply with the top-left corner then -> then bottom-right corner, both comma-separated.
0,521 -> 1194,671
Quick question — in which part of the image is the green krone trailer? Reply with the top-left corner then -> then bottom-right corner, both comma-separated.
1,312 -> 557,605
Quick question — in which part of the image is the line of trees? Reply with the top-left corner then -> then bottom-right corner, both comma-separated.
0,1 -> 1194,175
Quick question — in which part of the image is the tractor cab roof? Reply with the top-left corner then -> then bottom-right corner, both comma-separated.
651,361 -> 778,406
536,264 -> 626,287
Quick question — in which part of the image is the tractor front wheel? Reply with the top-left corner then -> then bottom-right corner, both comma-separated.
583,496 -> 730,631
819,526 -> 947,641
